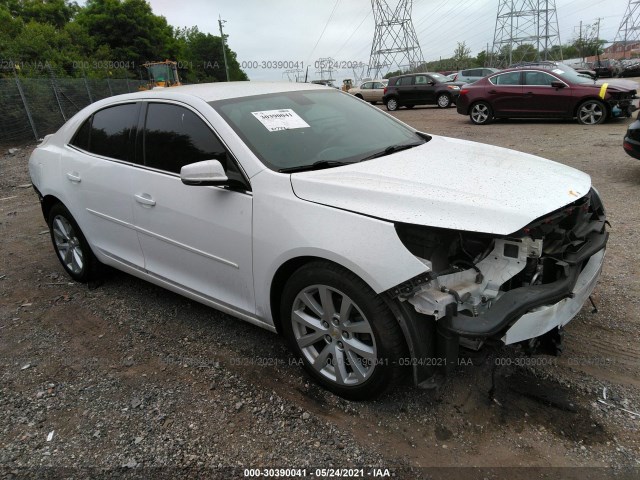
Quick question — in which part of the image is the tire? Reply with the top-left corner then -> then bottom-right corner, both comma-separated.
48,203 -> 99,283
576,99 -> 606,125
355,94 -> 363,100
436,93 -> 451,108
281,261 -> 407,400
385,97 -> 399,111
469,101 -> 493,125
370,101 -> 377,105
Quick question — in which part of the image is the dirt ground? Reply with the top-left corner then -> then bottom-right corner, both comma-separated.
1,101 -> 640,479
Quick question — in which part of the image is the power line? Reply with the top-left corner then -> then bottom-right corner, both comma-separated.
307,0 -> 342,63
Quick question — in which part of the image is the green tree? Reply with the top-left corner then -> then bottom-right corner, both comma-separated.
452,41 -> 472,69
74,0 -> 178,65
176,26 -> 247,82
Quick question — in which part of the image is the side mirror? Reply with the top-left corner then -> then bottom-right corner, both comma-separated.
551,81 -> 565,89
180,159 -> 228,186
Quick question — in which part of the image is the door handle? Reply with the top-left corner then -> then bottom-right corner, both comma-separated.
488,90 -> 497,94
525,91 -> 534,96
134,193 -> 156,207
66,172 -> 81,183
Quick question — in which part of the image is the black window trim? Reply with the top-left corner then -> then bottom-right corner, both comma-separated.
139,99 -> 252,192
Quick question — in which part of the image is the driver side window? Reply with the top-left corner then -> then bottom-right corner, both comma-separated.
143,103 -> 243,182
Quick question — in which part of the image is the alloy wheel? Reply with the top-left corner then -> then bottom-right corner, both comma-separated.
52,215 -> 84,275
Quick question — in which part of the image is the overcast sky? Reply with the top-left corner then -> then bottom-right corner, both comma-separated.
149,0 -> 629,82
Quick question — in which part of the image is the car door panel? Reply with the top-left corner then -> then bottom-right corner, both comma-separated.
487,72 -> 523,115
522,71 -> 572,116
132,101 -> 255,314
62,103 -> 144,268
131,171 -> 254,313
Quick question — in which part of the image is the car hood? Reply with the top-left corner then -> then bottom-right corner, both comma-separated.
290,135 -> 591,235
592,78 -> 638,91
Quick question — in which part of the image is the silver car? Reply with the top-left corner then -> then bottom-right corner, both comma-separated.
453,67 -> 500,84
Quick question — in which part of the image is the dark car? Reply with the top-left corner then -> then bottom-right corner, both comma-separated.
590,59 -> 616,78
623,112 -> 640,159
383,72 -> 464,110
456,64 -> 637,125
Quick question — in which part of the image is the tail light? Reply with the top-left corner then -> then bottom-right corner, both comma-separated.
460,89 -> 469,95
383,87 -> 387,95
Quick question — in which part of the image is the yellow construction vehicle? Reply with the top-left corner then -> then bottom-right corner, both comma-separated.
139,60 -> 182,90
342,78 -> 353,91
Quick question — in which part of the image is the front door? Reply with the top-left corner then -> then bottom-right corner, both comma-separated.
521,71 -> 571,116
130,102 -> 255,314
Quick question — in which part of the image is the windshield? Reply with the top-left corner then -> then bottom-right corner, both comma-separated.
211,90 -> 424,171
429,73 -> 449,82
549,63 -> 593,84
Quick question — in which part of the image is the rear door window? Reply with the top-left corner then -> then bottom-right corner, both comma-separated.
397,76 -> 413,86
72,103 -> 138,161
490,72 -> 521,85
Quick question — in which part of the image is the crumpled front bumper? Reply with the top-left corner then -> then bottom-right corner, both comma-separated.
437,229 -> 608,342
501,247 -> 604,344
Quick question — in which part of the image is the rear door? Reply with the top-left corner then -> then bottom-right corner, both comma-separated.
486,71 -> 523,115
521,70 -> 571,116
62,103 -> 145,269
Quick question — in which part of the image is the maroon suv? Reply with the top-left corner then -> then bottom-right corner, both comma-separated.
456,64 -> 637,125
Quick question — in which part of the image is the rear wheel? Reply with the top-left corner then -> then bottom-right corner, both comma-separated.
281,261 -> 406,400
436,93 -> 451,108
577,99 -> 606,125
48,204 -> 99,282
385,97 -> 399,111
355,94 -> 363,100
469,101 -> 493,125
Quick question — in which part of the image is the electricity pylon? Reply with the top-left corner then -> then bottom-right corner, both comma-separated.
367,0 -> 424,78
490,0 -> 562,67
614,0 -> 640,59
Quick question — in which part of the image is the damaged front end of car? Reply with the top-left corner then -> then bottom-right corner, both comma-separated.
387,188 -> 608,387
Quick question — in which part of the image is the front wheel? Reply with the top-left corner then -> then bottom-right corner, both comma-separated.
385,97 -> 398,111
281,261 -> 407,400
436,93 -> 451,108
48,204 -> 99,282
469,101 -> 493,125
577,99 -> 606,125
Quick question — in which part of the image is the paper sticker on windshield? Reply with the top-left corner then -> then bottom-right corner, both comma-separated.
552,69 -> 564,74
251,109 -> 310,132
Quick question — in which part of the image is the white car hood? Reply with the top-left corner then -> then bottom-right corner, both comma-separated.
290,135 -> 591,235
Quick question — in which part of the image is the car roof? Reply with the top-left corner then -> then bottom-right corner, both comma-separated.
94,81 -> 329,104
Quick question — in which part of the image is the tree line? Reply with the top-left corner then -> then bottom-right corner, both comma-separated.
0,0 -> 248,82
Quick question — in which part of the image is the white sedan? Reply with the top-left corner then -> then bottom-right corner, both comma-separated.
29,82 -> 608,399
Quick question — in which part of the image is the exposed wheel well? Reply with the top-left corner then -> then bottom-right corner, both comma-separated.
41,194 -> 62,221
355,93 -> 363,99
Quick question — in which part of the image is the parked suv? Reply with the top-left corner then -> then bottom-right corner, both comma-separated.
452,67 -> 500,84
383,72 -> 464,110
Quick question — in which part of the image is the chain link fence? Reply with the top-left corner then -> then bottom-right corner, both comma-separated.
1,73 -> 148,145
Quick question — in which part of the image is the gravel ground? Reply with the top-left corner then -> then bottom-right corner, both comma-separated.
1,99 -> 640,479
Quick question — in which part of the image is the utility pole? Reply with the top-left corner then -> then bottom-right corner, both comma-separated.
218,15 -> 230,82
